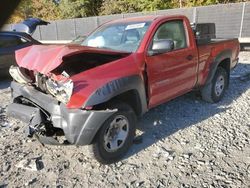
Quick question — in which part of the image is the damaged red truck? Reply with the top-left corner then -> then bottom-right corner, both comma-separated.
7,15 -> 239,164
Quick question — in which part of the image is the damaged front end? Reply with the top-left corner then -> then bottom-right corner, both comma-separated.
43,74 -> 73,104
9,65 -> 74,104
7,66 -> 117,146
7,45 -> 134,146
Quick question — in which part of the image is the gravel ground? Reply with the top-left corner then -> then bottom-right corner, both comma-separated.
0,52 -> 250,188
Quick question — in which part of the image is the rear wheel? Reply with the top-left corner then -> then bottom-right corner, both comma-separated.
91,102 -> 136,164
201,67 -> 228,103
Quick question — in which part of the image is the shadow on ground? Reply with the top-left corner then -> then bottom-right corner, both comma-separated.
126,62 -> 250,158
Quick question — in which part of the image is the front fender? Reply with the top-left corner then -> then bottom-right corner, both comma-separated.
83,75 -> 147,115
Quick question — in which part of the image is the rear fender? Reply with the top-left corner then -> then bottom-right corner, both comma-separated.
205,50 -> 232,85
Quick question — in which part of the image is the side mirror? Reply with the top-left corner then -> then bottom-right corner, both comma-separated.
148,39 -> 174,56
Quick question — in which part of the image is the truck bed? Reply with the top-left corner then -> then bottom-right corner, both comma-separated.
196,38 -> 239,86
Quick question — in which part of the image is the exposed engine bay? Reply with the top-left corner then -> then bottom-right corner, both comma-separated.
54,52 -> 129,76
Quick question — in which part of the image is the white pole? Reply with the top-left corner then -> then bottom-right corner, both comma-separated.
239,2 -> 246,38
193,7 -> 197,23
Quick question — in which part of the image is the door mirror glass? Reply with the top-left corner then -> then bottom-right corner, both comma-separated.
148,39 -> 174,56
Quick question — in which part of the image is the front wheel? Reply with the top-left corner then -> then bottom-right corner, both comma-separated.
201,67 -> 229,103
91,102 -> 136,164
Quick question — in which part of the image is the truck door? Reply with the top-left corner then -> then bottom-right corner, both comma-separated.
145,19 -> 198,108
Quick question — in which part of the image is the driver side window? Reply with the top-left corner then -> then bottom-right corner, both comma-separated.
153,20 -> 187,50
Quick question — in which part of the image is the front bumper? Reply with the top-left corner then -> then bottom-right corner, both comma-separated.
7,81 -> 116,145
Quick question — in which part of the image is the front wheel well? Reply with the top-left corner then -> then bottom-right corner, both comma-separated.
92,90 -> 143,117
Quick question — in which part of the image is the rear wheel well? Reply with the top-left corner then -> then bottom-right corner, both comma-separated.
218,58 -> 230,87
218,58 -> 230,73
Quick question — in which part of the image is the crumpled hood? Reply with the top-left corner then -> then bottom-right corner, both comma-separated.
15,44 -> 128,74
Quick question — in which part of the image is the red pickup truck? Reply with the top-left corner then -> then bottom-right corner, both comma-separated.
7,15 -> 239,164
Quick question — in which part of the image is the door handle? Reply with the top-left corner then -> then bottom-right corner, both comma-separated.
186,55 -> 193,61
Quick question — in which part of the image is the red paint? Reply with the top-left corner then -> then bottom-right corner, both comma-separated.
15,15 -> 240,110
15,44 -> 128,74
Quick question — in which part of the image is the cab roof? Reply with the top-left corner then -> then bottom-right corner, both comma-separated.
107,14 -> 186,24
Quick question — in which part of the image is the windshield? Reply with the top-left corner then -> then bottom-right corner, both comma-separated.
82,21 -> 151,52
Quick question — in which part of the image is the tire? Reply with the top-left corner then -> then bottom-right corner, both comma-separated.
201,67 -> 229,103
91,102 -> 136,164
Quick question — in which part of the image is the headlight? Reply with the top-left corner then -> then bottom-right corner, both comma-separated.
9,66 -> 32,84
46,78 -> 73,104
